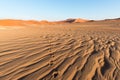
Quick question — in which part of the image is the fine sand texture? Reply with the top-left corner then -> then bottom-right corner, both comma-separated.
0,20 -> 120,80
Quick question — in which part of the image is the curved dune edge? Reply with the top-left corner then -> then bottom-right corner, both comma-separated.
0,21 -> 120,80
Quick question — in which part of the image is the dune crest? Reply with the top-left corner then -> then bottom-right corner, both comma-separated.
1,18 -> 120,27
74,18 -> 89,23
0,18 -> 90,26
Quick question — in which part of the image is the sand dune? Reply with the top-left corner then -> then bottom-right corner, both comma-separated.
0,19 -> 51,26
0,18 -> 89,27
0,19 -> 120,80
55,18 -> 89,24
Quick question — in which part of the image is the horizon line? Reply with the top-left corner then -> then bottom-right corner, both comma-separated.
0,17 -> 120,21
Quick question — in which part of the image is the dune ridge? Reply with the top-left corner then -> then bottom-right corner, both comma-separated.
0,18 -> 120,27
0,18 -> 90,27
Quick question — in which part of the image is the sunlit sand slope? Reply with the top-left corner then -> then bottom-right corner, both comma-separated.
0,21 -> 120,80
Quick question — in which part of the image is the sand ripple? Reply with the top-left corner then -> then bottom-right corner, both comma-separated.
0,23 -> 120,80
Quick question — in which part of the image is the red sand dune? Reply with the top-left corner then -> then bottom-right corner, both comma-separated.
0,19 -> 48,26
74,18 -> 89,23
0,18 -> 120,27
0,19 -> 24,26
0,18 -> 90,26
56,18 -> 90,23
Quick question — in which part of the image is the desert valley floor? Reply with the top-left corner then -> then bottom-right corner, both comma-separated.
0,20 -> 120,80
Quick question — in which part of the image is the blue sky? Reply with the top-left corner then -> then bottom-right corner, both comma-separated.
0,0 -> 120,21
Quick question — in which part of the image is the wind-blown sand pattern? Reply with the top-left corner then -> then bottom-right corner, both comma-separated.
0,20 -> 120,80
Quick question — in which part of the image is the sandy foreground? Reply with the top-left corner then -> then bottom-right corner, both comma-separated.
0,21 -> 120,80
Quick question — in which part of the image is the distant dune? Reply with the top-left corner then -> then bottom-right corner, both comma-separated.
0,18 -> 120,80
71,18 -> 89,23
0,19 -> 24,26
0,19 -> 40,26
55,18 -> 90,23
0,18 -> 90,26
1,18 -> 120,27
